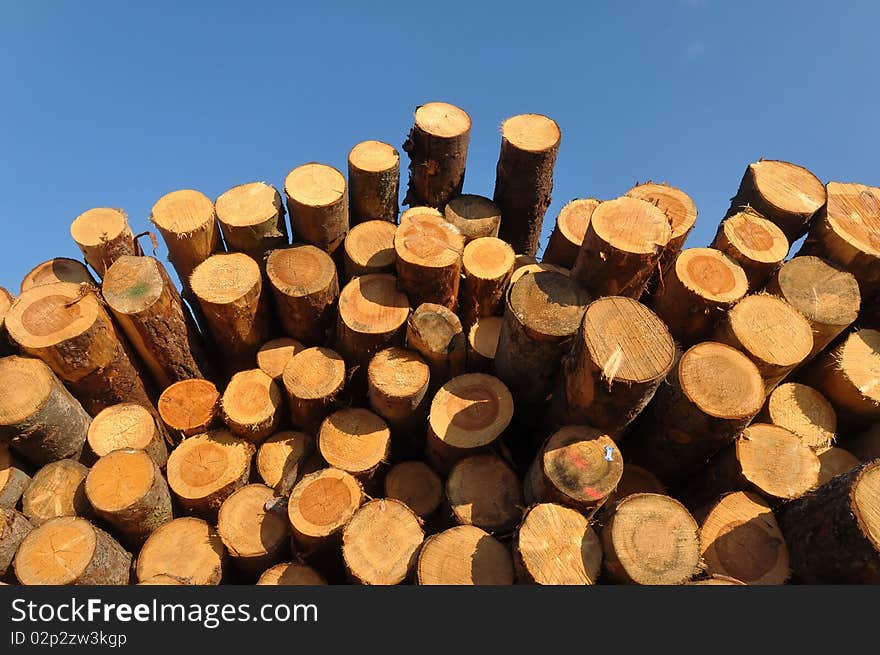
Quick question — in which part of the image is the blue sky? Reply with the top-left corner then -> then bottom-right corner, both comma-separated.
1,1 -> 877,291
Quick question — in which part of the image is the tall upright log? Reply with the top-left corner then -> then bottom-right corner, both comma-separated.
394,213 -> 464,310
215,182 -> 288,261
70,207 -> 137,277
284,163 -> 349,257
711,210 -> 788,289
541,198 -> 600,268
343,220 -> 397,279
20,258 -> 96,292
459,237 -> 515,329
336,274 -> 410,366
443,194 -> 502,243
406,303 -> 466,389
756,382 -> 836,451
348,140 -> 399,224
87,403 -> 168,468
157,378 -> 219,439
282,346 -> 346,432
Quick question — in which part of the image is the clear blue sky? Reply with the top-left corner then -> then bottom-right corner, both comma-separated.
1,1 -> 877,292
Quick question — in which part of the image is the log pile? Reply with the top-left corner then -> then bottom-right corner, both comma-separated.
0,106 -> 878,587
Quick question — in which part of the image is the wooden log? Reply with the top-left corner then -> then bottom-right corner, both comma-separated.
0,443 -> 30,509
571,197 -> 672,299
559,296 -> 676,431
847,423 -> 880,462
343,220 -> 397,279
712,294 -> 813,392
342,498 -> 424,585
494,113 -> 561,256
0,355 -> 90,466
284,163 -> 349,257
217,483 -> 289,575
70,207 -> 137,277
348,140 -> 399,224
336,274 -> 410,366
157,378 -> 219,439
494,271 -> 589,405
137,574 -> 187,585
215,182 -> 288,261
87,403 -> 168,467
511,261 -> 572,284
406,303 -> 466,388
150,189 -> 222,291
541,198 -> 600,268
446,453 -> 522,534
265,244 -> 339,344
318,408 -> 391,484
648,248 -> 748,346
287,468 -> 363,554
514,503 -> 603,585
84,448 -> 172,546
816,446 -> 861,486
102,255 -> 211,387
20,258 -> 96,292
443,194 -> 502,243
400,206 -> 442,222
394,213 -> 464,310
417,525 -> 514,585
0,508 -> 31,578
756,382 -> 836,451
776,460 -> 880,583
425,373 -> 513,473
626,342 -> 765,483
21,459 -> 90,526
282,346 -> 346,432
221,369 -> 282,443
14,516 -> 131,585
257,562 -> 326,585
136,517 -> 226,585
680,423 -> 820,510
699,491 -> 789,585
384,461 -> 442,519
466,316 -> 501,373
711,210 -> 788,289
190,252 -> 270,370
601,493 -> 700,585
403,101 -> 471,209
367,347 -> 430,436
524,426 -> 622,517
0,287 -> 15,355
5,282 -> 153,414
688,575 -> 746,585
763,256 -> 861,361
256,430 -> 312,496
256,338 -> 303,382
727,159 -> 826,242
165,428 -> 254,518
601,463 -> 665,511
459,236 -> 515,329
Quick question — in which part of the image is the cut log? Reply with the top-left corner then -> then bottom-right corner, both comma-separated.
70,207 -> 137,277
0,509 -> 31,577
256,430 -> 312,495
514,503 -> 602,585
136,516 -> 225,585
510,260 -> 571,285
21,459 -> 90,526
256,338 -> 303,382
626,342 -> 765,483
394,213 -> 464,310
443,194 -> 502,243
157,378 -> 219,439
559,296 -> 675,431
403,101 -> 471,209
342,498 -> 424,585
699,491 -> 789,585
648,248 -> 748,346
400,206 -> 442,222
727,159 -> 826,242
343,219 -> 397,279
466,316 -> 501,373
14,516 -> 131,585
446,453 -> 522,534
0,443 -> 30,509
318,408 -> 391,484
711,210 -> 788,289
87,403 -> 168,467
847,423 -> 880,462
336,273 -> 410,366
190,252 -> 270,370
284,163 -> 349,256
541,198 -> 600,268
348,140 -> 399,224
84,448 -> 172,545
425,373 -> 513,472
217,483 -> 289,575
494,113 -> 561,256
257,562 -> 326,585
367,347 -> 430,436
776,460 -> 880,583
417,525 -> 513,585
150,189 -> 222,291
406,303 -> 466,388
5,282 -> 153,414
756,382 -> 836,451
764,256 -> 861,361
287,468 -> 363,554
602,463 -> 666,511
0,355 -> 90,466
816,446 -> 861,486
282,346 -> 346,432
215,182 -> 288,261
712,294 -> 813,392
0,287 -> 15,355
137,574 -> 186,585
688,575 -> 746,585
220,369 -> 282,443
265,245 -> 339,344
494,270 -> 589,405
459,236 -> 515,329
165,429 -> 254,518
524,426 -> 622,517
571,196 -> 672,299
102,255 -> 211,387
20,258 -> 96,292
601,493 -> 700,585
384,461 -> 442,519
